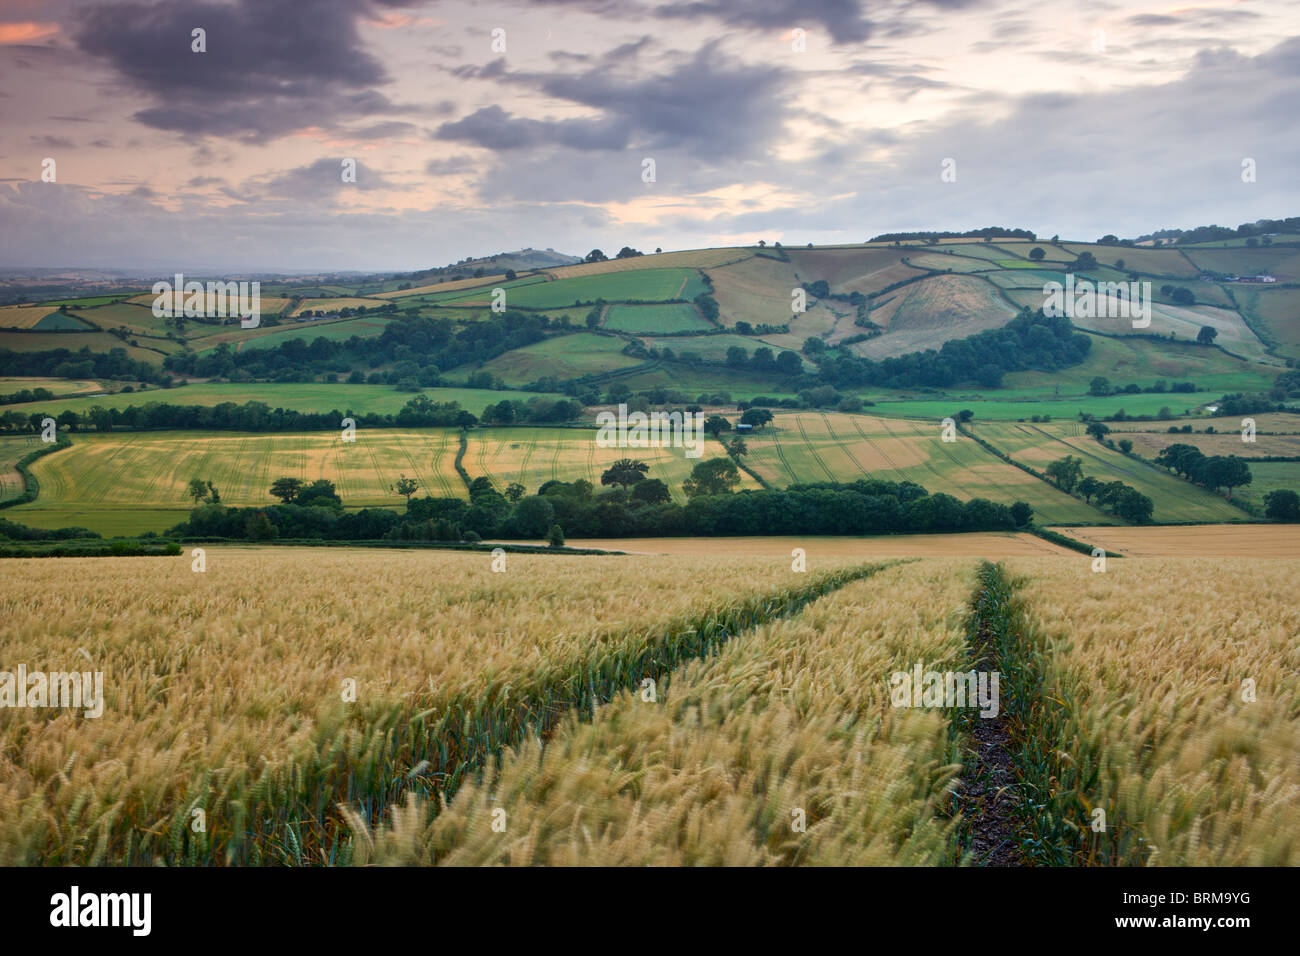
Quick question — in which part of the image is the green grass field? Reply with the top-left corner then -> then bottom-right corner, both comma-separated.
647,333 -> 785,363
9,429 -> 466,533
1231,460 -> 1300,510
603,303 -> 712,333
741,412 -> 1110,525
970,421 -> 1248,523
1,383 -> 566,418
479,333 -> 643,385
232,316 -> 392,351
862,392 -> 1220,421
1001,333 -> 1276,395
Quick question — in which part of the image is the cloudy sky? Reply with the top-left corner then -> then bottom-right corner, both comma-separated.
0,0 -> 1297,272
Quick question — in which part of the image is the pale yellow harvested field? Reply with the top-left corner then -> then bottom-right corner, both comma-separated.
126,292 -> 291,315
1125,429 -> 1300,458
528,532 -> 1073,558
289,297 -> 387,316
0,377 -> 100,395
1007,557 -> 1300,865
1109,412 -> 1300,434
1057,523 -> 1299,557
0,304 -> 60,328
378,274 -> 511,298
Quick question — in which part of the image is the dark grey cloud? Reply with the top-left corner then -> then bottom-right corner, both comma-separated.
255,157 -> 395,202
72,0 -> 414,140
437,42 -> 787,160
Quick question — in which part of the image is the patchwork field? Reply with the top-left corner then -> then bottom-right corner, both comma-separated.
782,246 -> 919,295
970,421 -> 1248,522
852,274 -> 1019,359
742,412 -> 1108,524
0,304 -> 65,329
1052,294 -> 1274,364
706,254 -> 808,328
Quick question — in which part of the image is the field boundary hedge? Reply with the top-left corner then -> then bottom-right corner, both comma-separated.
0,432 -> 71,510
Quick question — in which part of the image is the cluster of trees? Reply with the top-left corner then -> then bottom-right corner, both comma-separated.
808,309 -> 1090,390
1043,455 -> 1155,522
1088,377 -> 1198,397
0,394 -> 582,435
1134,217 -> 1300,246
1264,490 -> 1300,521
0,346 -> 166,385
869,227 -> 1037,242
169,461 -> 1036,542
0,386 -> 57,406
1153,444 -> 1253,496
162,310 -> 557,385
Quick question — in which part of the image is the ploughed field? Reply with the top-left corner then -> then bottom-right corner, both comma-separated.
1,548 -> 1295,866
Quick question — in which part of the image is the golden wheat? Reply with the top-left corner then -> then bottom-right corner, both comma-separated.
0,546 -> 871,865
345,559 -> 973,865
1007,556 -> 1300,865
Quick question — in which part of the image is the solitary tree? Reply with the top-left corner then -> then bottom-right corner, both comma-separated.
600,458 -> 649,488
703,415 -> 732,437
1029,247 -> 1046,262
1197,325 -> 1219,345
186,477 -> 211,504
269,477 -> 305,504
391,475 -> 419,504
1044,455 -> 1083,493
682,457 -> 741,498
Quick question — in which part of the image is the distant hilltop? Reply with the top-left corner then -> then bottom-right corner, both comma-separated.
404,248 -> 582,284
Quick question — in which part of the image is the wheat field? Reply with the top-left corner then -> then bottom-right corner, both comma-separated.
1,547 -> 1295,867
